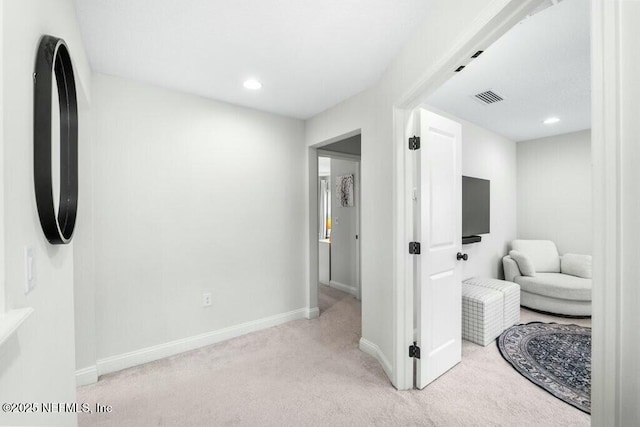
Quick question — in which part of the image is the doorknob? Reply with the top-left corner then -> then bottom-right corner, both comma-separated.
457,252 -> 468,261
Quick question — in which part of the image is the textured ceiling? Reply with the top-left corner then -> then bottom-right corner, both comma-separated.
76,0 -> 433,119
427,0 -> 590,142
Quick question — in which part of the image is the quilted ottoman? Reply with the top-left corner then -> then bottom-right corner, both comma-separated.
462,283 -> 504,346
464,277 -> 520,329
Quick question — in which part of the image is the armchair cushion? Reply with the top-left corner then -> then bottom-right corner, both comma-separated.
502,256 -> 521,283
561,254 -> 592,279
511,240 -> 560,272
509,250 -> 536,276
515,273 -> 591,301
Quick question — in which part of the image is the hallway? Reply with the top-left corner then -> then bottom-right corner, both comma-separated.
77,286 -> 589,426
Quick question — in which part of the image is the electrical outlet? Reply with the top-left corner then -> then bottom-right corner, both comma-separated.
203,292 -> 212,307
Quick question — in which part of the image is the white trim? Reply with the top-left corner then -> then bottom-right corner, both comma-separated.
0,307 -> 33,347
591,0 -> 621,423
396,0 -> 542,110
393,107 -> 417,390
329,280 -> 357,297
75,365 -> 98,387
359,337 -> 392,380
307,148 -> 320,314
96,308 -> 308,376
305,307 -> 319,320
391,0 -> 545,390
316,149 -> 361,162
355,161 -> 361,301
0,0 -> 5,314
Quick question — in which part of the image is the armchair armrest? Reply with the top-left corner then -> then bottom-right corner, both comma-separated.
560,253 -> 592,279
503,255 -> 521,282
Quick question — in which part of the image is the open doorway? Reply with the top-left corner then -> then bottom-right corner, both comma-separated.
315,135 -> 362,310
400,0 -> 594,419
426,0 -> 592,320
307,130 -> 362,334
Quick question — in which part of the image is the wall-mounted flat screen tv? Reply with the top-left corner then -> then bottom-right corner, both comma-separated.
462,176 -> 490,237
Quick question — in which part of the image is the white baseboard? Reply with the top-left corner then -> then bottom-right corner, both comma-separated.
359,337 -> 393,381
75,365 -> 98,387
329,280 -> 357,297
96,307 -> 308,377
305,307 -> 320,319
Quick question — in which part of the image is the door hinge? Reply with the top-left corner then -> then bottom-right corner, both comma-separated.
408,136 -> 420,150
409,242 -> 421,255
409,342 -> 421,359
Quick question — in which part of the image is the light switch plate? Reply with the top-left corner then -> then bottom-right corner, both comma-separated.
24,247 -> 35,294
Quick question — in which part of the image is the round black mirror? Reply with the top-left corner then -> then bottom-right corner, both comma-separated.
34,35 -> 78,244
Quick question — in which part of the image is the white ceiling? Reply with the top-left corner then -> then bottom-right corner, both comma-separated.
426,0 -> 590,142
76,0 -> 432,119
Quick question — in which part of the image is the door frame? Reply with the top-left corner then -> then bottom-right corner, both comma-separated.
589,0 -> 625,424
307,129 -> 362,318
391,0 -> 546,391
0,0 -> 4,313
393,0 -> 622,420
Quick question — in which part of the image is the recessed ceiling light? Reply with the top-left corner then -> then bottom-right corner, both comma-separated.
543,117 -> 560,124
243,79 -> 262,90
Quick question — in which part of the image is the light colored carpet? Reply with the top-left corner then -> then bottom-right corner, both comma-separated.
77,286 -> 591,426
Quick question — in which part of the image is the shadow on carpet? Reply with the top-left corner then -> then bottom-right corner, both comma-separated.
497,322 -> 591,414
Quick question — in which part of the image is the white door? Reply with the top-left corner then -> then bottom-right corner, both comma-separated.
414,109 -> 462,389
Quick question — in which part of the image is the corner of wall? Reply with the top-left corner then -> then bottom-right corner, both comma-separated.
359,337 -> 393,380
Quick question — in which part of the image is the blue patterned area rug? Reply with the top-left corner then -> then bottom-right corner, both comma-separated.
497,322 -> 591,414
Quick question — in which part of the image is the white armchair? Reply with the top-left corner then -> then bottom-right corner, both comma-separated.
502,240 -> 591,316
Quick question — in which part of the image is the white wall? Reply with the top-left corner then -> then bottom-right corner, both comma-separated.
305,0 -> 518,381
0,0 -> 91,425
330,158 -> 359,293
88,74 -> 306,363
73,93 -> 96,382
517,130 -> 591,255
457,118 -> 517,280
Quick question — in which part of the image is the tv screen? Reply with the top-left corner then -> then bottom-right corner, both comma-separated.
462,176 -> 490,237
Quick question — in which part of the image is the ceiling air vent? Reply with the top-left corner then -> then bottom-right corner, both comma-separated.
474,90 -> 504,105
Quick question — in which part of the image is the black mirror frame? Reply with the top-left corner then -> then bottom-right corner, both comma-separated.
34,35 -> 78,245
